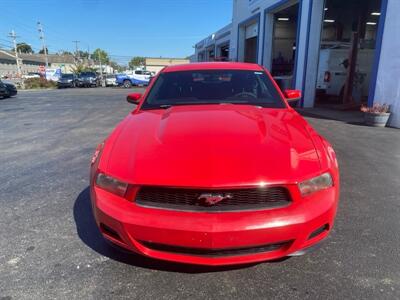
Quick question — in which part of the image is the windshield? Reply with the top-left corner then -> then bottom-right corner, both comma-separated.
62,74 -> 74,79
142,70 -> 285,110
80,72 -> 96,77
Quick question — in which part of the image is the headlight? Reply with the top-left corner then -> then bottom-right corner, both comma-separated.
298,172 -> 333,196
95,173 -> 128,197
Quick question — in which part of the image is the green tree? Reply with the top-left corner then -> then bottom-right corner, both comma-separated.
39,47 -> 48,54
92,48 -> 110,64
129,56 -> 145,69
60,50 -> 73,55
109,61 -> 124,72
13,43 -> 34,53
70,62 -> 96,74
76,50 -> 90,59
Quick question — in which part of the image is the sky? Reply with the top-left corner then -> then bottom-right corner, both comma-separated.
0,0 -> 232,65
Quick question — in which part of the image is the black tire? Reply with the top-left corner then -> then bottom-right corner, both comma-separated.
123,80 -> 132,88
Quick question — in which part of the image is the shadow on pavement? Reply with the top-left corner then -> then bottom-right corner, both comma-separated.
73,187 -> 279,273
297,109 -> 370,127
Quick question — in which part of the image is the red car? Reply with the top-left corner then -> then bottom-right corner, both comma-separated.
90,62 -> 339,266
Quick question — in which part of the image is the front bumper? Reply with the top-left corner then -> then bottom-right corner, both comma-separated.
77,80 -> 97,86
57,82 -> 73,88
106,82 -> 118,86
91,185 -> 338,266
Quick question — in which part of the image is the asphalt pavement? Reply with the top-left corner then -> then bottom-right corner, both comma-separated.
0,88 -> 399,299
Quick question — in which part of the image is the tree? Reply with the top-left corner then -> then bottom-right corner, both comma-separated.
109,61 -> 124,72
70,62 -> 96,74
129,56 -> 145,69
75,50 -> 90,59
39,47 -> 48,54
60,50 -> 73,56
13,43 -> 33,53
92,48 -> 109,64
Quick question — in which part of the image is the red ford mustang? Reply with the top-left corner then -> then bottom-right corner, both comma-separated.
90,62 -> 339,266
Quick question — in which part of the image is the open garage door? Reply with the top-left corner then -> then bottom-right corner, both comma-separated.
271,3 -> 299,78
217,43 -> 229,61
316,0 -> 382,107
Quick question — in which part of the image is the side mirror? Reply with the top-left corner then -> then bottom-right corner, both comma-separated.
283,89 -> 301,108
127,93 -> 142,104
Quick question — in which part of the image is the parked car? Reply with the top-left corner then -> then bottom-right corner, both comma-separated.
0,80 -> 17,98
22,72 -> 41,79
90,62 -> 340,266
0,80 -> 7,98
76,72 -> 99,87
105,74 -> 117,87
116,70 -> 151,88
57,73 -> 76,88
4,82 -> 17,97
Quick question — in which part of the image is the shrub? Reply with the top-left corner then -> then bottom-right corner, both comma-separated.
24,78 -> 57,89
360,103 -> 390,114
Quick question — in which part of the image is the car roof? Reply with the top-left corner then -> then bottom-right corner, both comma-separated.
162,62 -> 264,73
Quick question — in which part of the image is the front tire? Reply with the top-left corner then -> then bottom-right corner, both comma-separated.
123,80 -> 132,88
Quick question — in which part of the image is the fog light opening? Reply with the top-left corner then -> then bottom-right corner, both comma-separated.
100,223 -> 122,242
308,224 -> 329,240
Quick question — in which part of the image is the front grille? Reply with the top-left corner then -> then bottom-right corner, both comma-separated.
135,186 -> 291,211
140,240 -> 291,257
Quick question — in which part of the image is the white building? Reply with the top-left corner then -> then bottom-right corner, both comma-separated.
0,50 -> 76,77
195,24 -> 232,62
195,0 -> 400,128
145,57 -> 190,74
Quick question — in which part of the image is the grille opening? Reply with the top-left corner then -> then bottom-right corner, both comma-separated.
135,186 -> 291,211
140,240 -> 291,257
100,223 -> 122,242
308,224 -> 329,240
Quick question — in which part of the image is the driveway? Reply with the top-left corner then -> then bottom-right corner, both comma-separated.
0,88 -> 399,299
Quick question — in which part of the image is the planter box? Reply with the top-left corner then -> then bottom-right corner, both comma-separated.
364,112 -> 390,127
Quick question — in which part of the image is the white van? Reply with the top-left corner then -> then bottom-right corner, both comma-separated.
316,48 -> 374,100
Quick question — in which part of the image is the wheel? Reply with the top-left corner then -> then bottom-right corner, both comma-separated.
123,80 -> 132,88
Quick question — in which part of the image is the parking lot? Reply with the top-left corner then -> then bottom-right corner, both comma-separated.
0,88 -> 399,299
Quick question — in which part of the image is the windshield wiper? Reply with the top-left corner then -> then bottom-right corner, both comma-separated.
159,104 -> 172,109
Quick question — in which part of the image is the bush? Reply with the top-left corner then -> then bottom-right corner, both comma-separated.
24,78 -> 57,89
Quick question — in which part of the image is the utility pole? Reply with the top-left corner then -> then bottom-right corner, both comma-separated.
98,51 -> 104,87
8,30 -> 23,80
37,21 -> 49,68
87,46 -> 91,66
72,40 -> 80,60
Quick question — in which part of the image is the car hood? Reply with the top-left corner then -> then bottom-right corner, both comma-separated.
104,105 -> 321,187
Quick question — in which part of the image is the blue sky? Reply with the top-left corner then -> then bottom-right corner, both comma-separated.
0,0 -> 232,64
